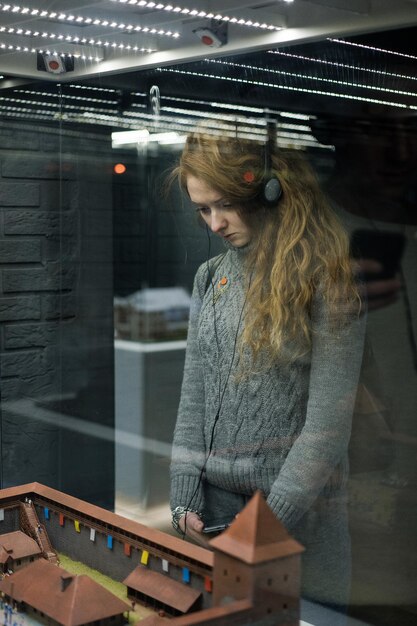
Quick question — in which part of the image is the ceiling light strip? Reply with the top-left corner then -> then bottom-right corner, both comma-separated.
132,92 -> 266,114
328,38 -> 417,62
123,108 -> 267,134
135,102 -> 267,126
0,26 -> 157,52
158,105 -> 312,135
161,96 -> 314,122
89,112 -> 202,132
0,108 -> 322,150
4,87 -> 313,132
91,110 -> 269,140
0,41 -> 102,60
136,93 -> 316,122
110,0 -> 281,31
157,67 -> 417,110
206,58 -> 417,99
118,109 -> 271,138
0,105 -> 56,117
0,2 -> 180,39
268,50 -> 417,83
135,91 -> 311,120
17,89 -> 119,105
69,84 -> 119,94
166,96 -> 265,114
85,115 -> 308,147
14,93 -> 146,111
279,112 -> 312,120
0,96 -> 119,114
0,41 -> 35,53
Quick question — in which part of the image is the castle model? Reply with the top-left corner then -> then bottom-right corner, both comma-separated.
0,483 -> 303,625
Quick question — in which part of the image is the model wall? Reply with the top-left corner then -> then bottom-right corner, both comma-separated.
33,503 -> 212,608
0,506 -> 20,533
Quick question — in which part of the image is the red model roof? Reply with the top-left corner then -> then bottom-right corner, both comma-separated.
124,566 -> 201,613
209,491 -> 304,564
0,558 -> 130,626
0,530 -> 41,564
139,599 -> 253,625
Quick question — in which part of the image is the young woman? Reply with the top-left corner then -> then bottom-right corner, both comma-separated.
170,130 -> 365,608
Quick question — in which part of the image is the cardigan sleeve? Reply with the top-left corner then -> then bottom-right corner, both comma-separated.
267,293 -> 366,530
170,263 -> 209,515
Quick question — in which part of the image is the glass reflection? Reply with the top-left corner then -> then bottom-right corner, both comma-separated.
0,22 -> 416,626
0,95 -> 114,509
318,108 -> 417,623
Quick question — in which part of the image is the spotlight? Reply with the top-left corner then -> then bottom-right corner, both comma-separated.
37,52 -> 74,74
193,20 -> 227,48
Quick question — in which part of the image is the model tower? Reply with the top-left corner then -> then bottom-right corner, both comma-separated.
209,491 -> 304,625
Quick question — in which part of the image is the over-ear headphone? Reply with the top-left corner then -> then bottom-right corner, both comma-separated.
260,134 -> 282,206
243,136 -> 282,208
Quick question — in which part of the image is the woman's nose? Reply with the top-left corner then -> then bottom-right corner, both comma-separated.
210,210 -> 227,232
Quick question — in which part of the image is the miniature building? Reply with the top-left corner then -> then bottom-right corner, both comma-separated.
210,491 -> 304,625
139,492 -> 304,626
114,287 -> 191,341
124,566 -> 202,616
0,558 -> 130,626
0,483 -> 303,626
139,599 -> 254,625
0,482 -> 213,615
0,530 -> 41,573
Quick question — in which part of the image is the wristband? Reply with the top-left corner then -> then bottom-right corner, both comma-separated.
171,506 -> 201,534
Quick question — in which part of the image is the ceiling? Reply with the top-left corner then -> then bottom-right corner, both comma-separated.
0,1 -> 416,149
1,0 -> 417,82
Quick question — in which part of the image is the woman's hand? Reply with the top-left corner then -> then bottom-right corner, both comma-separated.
178,512 -> 211,548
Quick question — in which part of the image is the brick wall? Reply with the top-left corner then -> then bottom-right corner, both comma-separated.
0,120 -> 114,508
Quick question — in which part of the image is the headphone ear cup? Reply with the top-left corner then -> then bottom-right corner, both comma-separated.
262,175 -> 282,206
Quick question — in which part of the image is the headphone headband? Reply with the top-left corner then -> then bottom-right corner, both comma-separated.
261,134 -> 282,206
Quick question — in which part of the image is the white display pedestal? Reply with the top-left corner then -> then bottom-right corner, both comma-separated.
114,339 -> 186,510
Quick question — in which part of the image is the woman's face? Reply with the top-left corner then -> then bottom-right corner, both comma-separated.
186,175 -> 252,248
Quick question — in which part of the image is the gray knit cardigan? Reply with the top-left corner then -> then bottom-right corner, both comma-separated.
170,246 -> 365,532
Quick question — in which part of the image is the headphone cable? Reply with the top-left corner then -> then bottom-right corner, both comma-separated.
181,232 -> 250,538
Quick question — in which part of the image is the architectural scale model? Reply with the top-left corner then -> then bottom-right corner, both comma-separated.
0,558 -> 130,626
0,483 -> 303,626
0,530 -> 41,574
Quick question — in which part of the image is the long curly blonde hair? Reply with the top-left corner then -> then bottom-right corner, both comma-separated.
173,130 -> 360,364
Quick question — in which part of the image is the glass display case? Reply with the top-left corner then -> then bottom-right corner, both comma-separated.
0,2 -> 416,625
